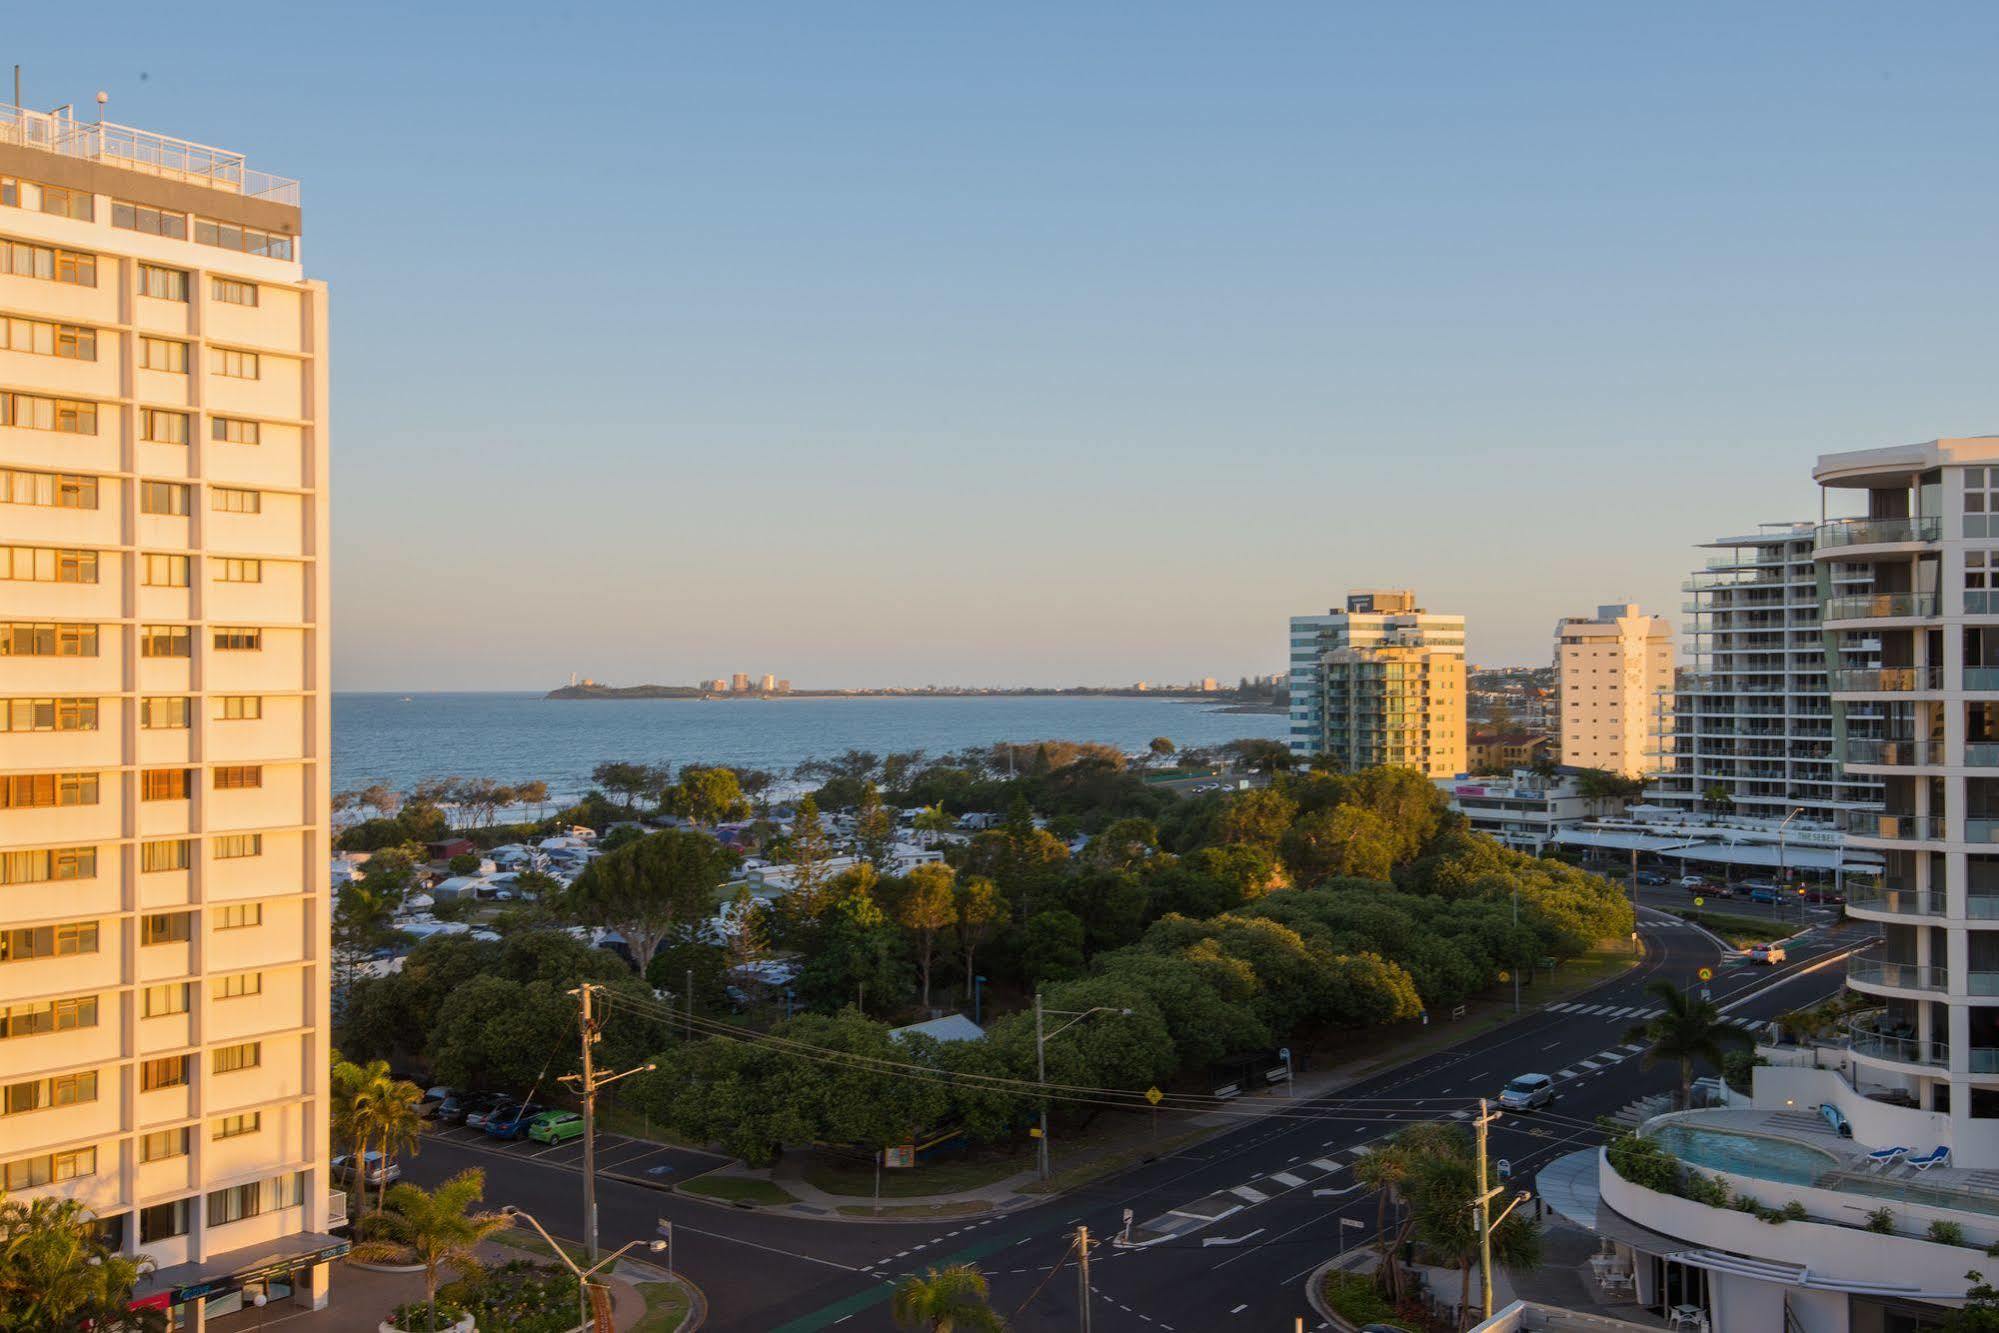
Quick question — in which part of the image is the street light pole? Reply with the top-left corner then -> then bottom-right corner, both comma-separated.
502,1205 -> 667,1331
561,984 -> 656,1262
1778,807 -> 1803,924
1033,995 -> 1130,1182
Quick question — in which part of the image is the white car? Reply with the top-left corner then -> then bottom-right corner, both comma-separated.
1748,943 -> 1787,965
1499,1073 -> 1555,1111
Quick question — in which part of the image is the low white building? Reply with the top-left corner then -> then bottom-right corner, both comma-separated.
1439,769 -> 1624,854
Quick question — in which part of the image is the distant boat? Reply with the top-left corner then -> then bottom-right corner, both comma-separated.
399,696 -> 414,703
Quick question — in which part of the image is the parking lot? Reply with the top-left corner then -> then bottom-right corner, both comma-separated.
421,1119 -> 727,1186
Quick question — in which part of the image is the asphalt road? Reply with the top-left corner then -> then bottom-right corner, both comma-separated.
395,910 -> 1867,1331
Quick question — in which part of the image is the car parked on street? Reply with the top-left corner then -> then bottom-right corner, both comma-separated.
1499,1072 -> 1556,1110
1749,943 -> 1787,965
464,1098 -> 516,1131
417,1086 -> 455,1119
527,1111 -> 586,1145
436,1092 -> 499,1125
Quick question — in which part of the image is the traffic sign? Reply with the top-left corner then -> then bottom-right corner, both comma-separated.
1698,967 -> 1713,982
1694,897 -> 1705,907
1144,1086 -> 1164,1106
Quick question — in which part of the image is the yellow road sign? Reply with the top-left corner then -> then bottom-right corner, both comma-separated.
1145,1086 -> 1164,1106
1693,897 -> 1705,907
1698,967 -> 1713,982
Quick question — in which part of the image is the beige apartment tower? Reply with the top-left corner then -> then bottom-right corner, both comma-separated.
1554,603 -> 1673,777
1289,589 -> 1467,777
0,102 -> 335,1323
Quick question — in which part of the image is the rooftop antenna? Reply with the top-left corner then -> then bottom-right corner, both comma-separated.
12,66 -> 19,109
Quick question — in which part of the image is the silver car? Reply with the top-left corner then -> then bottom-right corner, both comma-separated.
1499,1073 -> 1555,1111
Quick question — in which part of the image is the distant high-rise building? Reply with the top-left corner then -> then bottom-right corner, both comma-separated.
709,677 -> 731,693
1554,604 -> 1674,777
731,672 -> 751,693
1289,590 -> 1466,776
0,99 -> 339,1316
759,673 -> 776,693
776,679 -> 792,694
1201,677 -> 1220,692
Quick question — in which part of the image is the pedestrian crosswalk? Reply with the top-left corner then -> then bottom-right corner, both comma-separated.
1545,1000 -> 1770,1031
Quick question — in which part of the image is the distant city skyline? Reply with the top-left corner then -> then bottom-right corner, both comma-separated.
8,6 -> 1993,689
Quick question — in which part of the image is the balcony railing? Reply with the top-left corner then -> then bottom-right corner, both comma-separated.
1824,593 -> 1940,621
1842,812 -> 1937,840
1848,955 -> 1946,992
1844,739 -> 1941,767
325,1190 -> 348,1229
1967,669 -> 1999,692
1847,1015 -> 1950,1067
1832,667 -> 1943,692
1816,516 -> 1942,549
1844,881 -> 1946,917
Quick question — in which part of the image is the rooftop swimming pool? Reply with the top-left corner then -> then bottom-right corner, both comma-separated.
1649,1123 -> 1840,1186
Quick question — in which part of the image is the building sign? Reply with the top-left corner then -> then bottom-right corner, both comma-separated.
882,1145 -> 915,1168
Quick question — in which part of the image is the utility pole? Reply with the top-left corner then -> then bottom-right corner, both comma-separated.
1035,992 -> 1050,1182
1076,1224 -> 1092,1333
561,983 -> 657,1262
1472,1097 -> 1532,1325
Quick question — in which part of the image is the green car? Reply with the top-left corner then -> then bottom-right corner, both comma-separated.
526,1111 -> 585,1145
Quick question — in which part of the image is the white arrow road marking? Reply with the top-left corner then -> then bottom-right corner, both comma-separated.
1203,1228 -> 1266,1248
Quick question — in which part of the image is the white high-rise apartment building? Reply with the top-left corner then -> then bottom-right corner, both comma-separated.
1288,589 -> 1466,777
1647,525 -> 1881,827
0,101 -> 335,1323
1554,603 -> 1673,778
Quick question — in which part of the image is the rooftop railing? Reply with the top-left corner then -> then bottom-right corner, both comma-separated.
0,103 -> 298,206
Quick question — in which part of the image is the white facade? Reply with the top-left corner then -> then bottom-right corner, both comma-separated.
1554,603 -> 1673,778
1438,769 -> 1622,853
0,101 -> 334,1317
1648,525 -> 1881,831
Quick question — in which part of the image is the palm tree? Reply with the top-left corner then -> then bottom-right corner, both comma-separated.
1624,978 -> 1751,1108
341,1058 -> 424,1221
1351,1143 -> 1412,1300
891,1263 -> 1007,1332
354,1169 -> 511,1332
0,1196 -> 159,1330
1409,1151 -> 1541,1330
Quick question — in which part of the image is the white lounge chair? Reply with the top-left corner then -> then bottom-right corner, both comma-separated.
1866,1145 -> 1910,1169
1908,1145 -> 1951,1171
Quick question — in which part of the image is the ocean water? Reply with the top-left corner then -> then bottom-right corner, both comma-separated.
332,692 -> 1287,796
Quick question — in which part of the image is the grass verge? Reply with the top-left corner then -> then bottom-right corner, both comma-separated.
834,1200 -> 991,1219
489,1226 -> 588,1266
1668,909 -> 1792,948
678,1173 -> 798,1206
1322,1269 -> 1396,1325
627,1281 -> 690,1332
1016,1127 -> 1214,1196
801,1153 -> 1024,1199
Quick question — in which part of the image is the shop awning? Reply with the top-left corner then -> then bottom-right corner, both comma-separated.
130,1231 -> 348,1307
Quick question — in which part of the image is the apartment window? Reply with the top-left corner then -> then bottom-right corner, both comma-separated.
215,695 -> 262,721
1971,549 -> 1999,615
214,902 -> 263,929
0,546 -> 96,583
0,846 -> 96,885
213,765 -> 263,791
0,177 -> 93,220
0,698 -> 97,732
111,200 -> 187,239
0,922 -> 99,962
138,264 -> 189,301
0,316 -> 96,361
211,416 -> 260,445
138,336 -> 189,373
0,392 -> 96,434
207,1179 -> 263,1224
0,622 -> 97,657
0,469 -> 96,508
0,996 -> 97,1040
141,554 -> 189,587
0,1071 -> 97,1117
211,277 -> 259,306
211,486 -> 261,514
213,627 -> 262,651
139,696 -> 190,730
140,409 -> 189,444
213,972 -> 262,1000
140,839 -> 191,872
139,481 -> 191,516
139,1056 -> 187,1092
141,769 -> 191,802
140,913 -> 192,946
213,834 -> 264,862
214,558 -> 262,584
0,773 -> 98,809
140,1128 -> 189,1163
212,1042 -> 261,1075
139,625 -> 189,658
195,219 -> 293,261
0,237 -> 95,286
141,983 -> 189,1018
211,347 -> 260,379
2,1146 -> 96,1191
139,1199 -> 189,1243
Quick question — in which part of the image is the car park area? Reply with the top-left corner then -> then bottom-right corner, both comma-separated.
421,1116 -> 726,1184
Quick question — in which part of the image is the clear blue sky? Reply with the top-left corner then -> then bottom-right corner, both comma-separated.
13,5 -> 1999,688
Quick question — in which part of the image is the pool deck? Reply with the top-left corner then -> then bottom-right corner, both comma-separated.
1648,1106 -> 1999,1215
